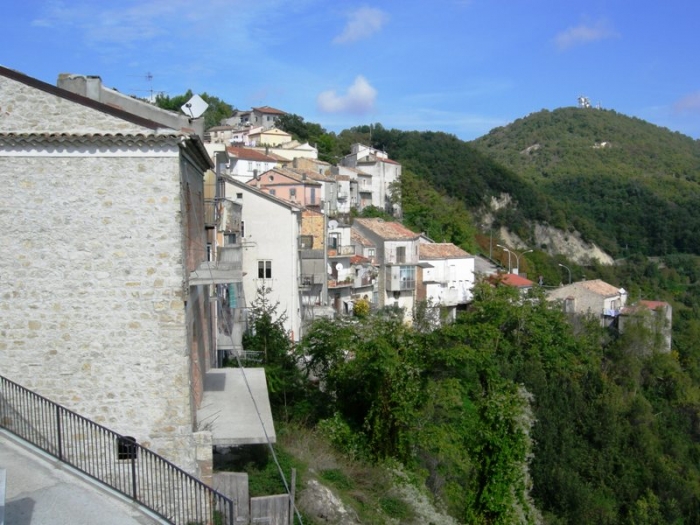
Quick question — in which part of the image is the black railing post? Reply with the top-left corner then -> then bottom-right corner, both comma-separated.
131,452 -> 138,500
56,404 -> 63,461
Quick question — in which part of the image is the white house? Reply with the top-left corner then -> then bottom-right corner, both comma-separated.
417,243 -> 475,323
224,178 -> 304,341
352,218 -> 419,322
547,279 -> 628,327
225,146 -> 279,183
341,144 -> 401,215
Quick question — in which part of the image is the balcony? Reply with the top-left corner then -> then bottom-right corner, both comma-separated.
189,244 -> 243,286
328,245 -> 355,257
300,274 -> 324,289
328,278 -> 353,288
353,274 -> 374,288
337,192 -> 348,201
385,265 -> 416,292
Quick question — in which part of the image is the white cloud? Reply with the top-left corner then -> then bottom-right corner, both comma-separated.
673,91 -> 700,115
554,19 -> 619,50
333,7 -> 387,44
317,75 -> 377,114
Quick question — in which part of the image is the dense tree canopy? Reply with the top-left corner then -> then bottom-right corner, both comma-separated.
291,281 -> 700,524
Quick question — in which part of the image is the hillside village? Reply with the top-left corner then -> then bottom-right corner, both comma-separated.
0,67 -> 679,523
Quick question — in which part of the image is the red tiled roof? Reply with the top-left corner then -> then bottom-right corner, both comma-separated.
354,218 -> 419,240
351,255 -> 370,264
252,106 -> 286,115
226,146 -> 277,162
578,279 -> 622,297
494,273 -> 534,288
351,230 -> 375,247
639,300 -> 669,310
419,243 -> 470,259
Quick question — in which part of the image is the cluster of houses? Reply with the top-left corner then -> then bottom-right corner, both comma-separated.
0,66 -> 672,499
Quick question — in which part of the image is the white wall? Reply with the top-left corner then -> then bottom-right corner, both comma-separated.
230,183 -> 303,340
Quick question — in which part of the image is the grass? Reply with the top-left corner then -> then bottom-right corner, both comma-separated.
214,422 -> 456,524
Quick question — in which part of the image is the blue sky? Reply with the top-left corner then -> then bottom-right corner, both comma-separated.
2,1 -> 699,141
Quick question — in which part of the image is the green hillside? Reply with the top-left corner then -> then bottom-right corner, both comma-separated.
471,107 -> 700,256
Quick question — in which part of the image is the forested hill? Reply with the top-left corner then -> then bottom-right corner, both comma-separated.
366,126 -> 563,241
470,107 -> 700,257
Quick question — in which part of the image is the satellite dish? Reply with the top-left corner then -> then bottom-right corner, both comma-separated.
181,94 -> 209,119
336,263 -> 344,271
328,220 -> 339,230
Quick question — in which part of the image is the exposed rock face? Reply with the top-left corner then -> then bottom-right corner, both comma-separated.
483,193 -> 614,266
298,479 -> 361,525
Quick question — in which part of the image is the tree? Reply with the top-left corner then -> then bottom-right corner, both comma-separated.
241,285 -> 302,419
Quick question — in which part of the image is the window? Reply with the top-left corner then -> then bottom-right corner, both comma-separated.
396,246 -> 406,264
299,235 -> 313,249
225,233 -> 237,245
269,189 -> 276,196
240,220 -> 245,238
367,248 -> 375,257
258,260 -> 272,279
289,188 -> 297,198
236,192 -> 243,199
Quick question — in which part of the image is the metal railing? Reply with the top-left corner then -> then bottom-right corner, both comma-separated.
0,375 -> 235,525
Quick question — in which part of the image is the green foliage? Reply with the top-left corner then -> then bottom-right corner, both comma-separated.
472,107 -> 700,256
400,169 -> 478,253
276,113 -> 345,163
352,297 -> 370,318
379,495 -> 414,521
242,285 -> 305,419
291,276 -> 700,524
319,468 -> 353,490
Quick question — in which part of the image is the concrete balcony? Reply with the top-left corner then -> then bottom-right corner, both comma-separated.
189,245 -> 243,286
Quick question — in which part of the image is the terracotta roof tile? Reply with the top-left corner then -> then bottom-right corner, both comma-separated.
226,146 -> 278,162
252,106 -> 286,115
578,279 -> 623,297
419,243 -> 470,259
354,218 -> 419,240
491,273 -> 534,288
351,230 -> 375,247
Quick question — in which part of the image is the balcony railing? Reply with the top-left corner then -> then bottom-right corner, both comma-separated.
328,245 -> 355,257
354,274 -> 374,288
328,278 -> 353,288
0,375 -> 235,525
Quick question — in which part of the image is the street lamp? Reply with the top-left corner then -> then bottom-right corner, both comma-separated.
511,249 -> 533,275
496,244 -> 512,273
558,263 -> 572,285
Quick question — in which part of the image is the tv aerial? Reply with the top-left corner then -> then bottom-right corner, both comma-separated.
181,94 -> 209,120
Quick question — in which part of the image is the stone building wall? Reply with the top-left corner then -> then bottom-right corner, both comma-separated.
0,74 -> 151,134
0,151 -> 201,472
0,67 -> 224,477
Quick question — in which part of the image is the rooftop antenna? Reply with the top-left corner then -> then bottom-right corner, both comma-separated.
128,72 -> 165,101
